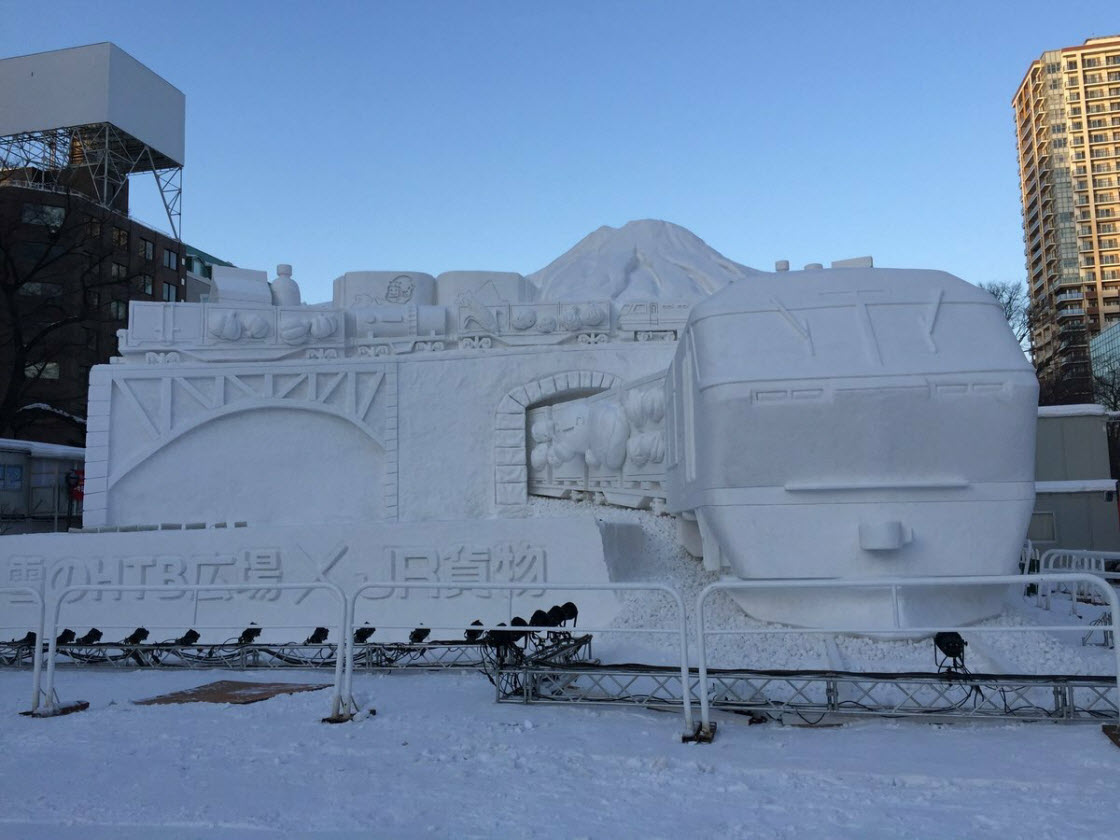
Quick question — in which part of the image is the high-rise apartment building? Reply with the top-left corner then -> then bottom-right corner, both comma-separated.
1014,35 -> 1120,401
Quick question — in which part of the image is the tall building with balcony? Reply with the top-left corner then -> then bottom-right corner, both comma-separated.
1014,35 -> 1120,402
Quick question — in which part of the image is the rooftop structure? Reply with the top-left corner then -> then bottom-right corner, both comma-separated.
0,43 -> 185,238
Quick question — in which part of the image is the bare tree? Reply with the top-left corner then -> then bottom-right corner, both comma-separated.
1094,362 -> 1120,411
0,183 -> 138,441
978,280 -> 1032,350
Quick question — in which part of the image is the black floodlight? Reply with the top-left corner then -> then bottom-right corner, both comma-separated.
12,631 -> 35,646
934,631 -> 968,672
175,629 -> 200,646
509,616 -> 529,643
486,622 -> 511,647
55,628 -> 76,646
547,605 -> 566,627
123,627 -> 150,645
560,602 -> 579,626
409,627 -> 430,644
305,627 -> 330,645
237,625 -> 262,645
77,628 -> 103,645
530,609 -> 551,629
934,632 -> 967,659
464,619 -> 484,642
353,625 -> 376,644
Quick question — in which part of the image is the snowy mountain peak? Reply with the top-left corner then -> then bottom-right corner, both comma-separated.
527,220 -> 760,304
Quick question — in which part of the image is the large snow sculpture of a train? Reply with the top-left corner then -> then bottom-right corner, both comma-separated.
528,266 -> 1038,627
107,258 -> 1035,630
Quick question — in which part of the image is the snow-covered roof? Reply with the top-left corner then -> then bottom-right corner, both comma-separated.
1037,404 -> 1108,418
1036,479 -> 1117,494
0,437 -> 84,460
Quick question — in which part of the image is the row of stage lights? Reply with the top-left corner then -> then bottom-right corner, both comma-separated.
3,601 -> 581,651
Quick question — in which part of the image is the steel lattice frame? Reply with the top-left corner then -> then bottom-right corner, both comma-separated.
0,640 -> 495,672
496,663 -> 1119,723
0,123 -> 182,239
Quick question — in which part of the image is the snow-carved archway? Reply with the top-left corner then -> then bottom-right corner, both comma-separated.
493,370 -> 621,509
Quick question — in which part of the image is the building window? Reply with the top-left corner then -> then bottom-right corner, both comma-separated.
109,300 -> 128,320
162,283 -> 178,302
112,227 -> 128,249
139,238 -> 154,260
20,281 -> 63,297
111,262 -> 127,281
138,275 -> 153,295
24,361 -> 60,380
21,203 -> 65,229
162,249 -> 179,271
0,465 -> 24,491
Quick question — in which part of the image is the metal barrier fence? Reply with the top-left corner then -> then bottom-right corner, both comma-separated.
694,573 -> 1120,739
1037,549 -> 1120,614
348,581 -> 694,736
42,583 -> 353,720
0,587 -> 45,713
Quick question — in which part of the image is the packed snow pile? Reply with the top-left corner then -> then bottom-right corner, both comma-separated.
530,497 -> 1117,676
527,219 -> 760,304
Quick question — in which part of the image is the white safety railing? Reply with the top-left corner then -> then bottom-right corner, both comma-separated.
1,587 -> 46,713
1037,549 -> 1120,615
43,583 -> 354,720
348,581 -> 694,736
1019,539 -> 1039,574
694,574 -> 1120,738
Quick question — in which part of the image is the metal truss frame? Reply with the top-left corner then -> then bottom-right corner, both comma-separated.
0,123 -> 182,239
0,640 -> 496,672
495,662 -> 1118,723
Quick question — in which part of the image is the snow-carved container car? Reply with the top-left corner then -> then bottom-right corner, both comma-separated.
617,300 -> 692,341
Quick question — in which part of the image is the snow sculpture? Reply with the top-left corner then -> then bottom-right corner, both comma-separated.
0,221 -> 1037,634
270,264 -> 301,306
531,266 -> 1038,628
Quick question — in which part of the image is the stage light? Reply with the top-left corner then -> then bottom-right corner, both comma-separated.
531,609 -> 552,628
353,625 -> 376,644
409,627 -> 430,644
237,625 -> 262,645
123,627 -> 150,645
464,619 -> 484,642
485,622 -> 511,647
560,602 -> 579,626
934,631 -> 967,672
509,616 -> 529,643
174,629 -> 200,646
55,628 -> 76,646
77,628 -> 103,645
935,632 -> 966,659
547,605 -> 566,627
11,631 -> 35,646
305,627 -> 329,645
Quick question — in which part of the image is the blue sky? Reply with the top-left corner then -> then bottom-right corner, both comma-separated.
0,1 -> 1115,303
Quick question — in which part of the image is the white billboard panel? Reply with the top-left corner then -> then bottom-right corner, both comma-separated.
0,43 -> 184,166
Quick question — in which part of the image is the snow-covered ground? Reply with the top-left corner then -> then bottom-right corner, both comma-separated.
2,667 -> 1120,840
3,501 -> 1120,838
